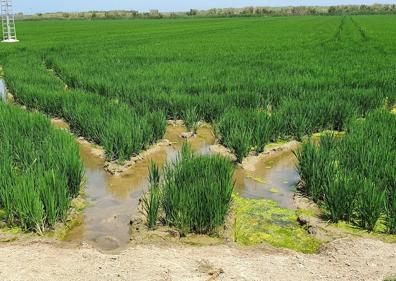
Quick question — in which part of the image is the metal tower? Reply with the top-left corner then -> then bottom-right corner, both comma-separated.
1,0 -> 18,42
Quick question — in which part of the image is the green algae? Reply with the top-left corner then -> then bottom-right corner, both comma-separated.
333,221 -> 396,243
295,207 -> 319,218
0,209 -> 23,234
391,105 -> 396,115
233,195 -> 321,253
0,226 -> 23,235
246,174 -> 266,184
265,140 -> 290,150
311,130 -> 345,138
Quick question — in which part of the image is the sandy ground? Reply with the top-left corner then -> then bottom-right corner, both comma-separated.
0,238 -> 394,281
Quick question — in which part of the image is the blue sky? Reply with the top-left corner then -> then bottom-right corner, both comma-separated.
15,1 -> 396,14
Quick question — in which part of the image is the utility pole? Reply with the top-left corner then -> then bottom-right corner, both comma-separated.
1,0 -> 18,43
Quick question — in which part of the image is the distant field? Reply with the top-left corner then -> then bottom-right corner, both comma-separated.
0,15 -> 396,233
2,15 -> 395,159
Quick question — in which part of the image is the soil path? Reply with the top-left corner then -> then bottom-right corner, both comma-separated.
0,238 -> 394,281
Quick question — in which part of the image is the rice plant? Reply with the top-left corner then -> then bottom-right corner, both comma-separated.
2,16 -> 396,164
294,136 -> 337,202
0,104 -> 84,232
183,107 -> 199,134
322,171 -> 357,223
355,179 -> 385,231
141,162 -> 161,229
160,144 -> 234,234
296,110 -> 396,232
1,15 -> 396,234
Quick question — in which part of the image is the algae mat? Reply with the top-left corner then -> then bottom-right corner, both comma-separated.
233,196 -> 320,253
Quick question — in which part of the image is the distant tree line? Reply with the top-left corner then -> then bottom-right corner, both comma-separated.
16,4 -> 396,21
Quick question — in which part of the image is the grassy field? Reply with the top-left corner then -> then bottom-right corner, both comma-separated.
296,110 -> 396,233
0,104 -> 83,233
0,15 -> 395,233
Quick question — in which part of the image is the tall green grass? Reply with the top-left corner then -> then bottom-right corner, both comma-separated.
4,54 -> 166,162
141,162 -> 161,230
0,104 -> 83,232
142,144 -> 235,234
296,110 -> 396,233
0,15 -> 394,235
2,16 -> 395,163
183,107 -> 200,133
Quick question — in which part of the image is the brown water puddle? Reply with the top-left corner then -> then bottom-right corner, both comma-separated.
54,117 -> 300,251
65,125 -> 215,252
234,149 -> 300,209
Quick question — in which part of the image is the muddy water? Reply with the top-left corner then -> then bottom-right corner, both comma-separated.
0,79 -> 6,102
234,149 -> 300,209
65,125 -> 215,252
59,118 -> 299,251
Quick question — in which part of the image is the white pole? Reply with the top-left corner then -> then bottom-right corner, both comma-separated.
1,0 -> 18,42
6,0 -> 11,40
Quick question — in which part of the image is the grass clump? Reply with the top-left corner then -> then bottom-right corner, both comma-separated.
141,144 -> 234,234
5,54 -> 167,162
296,110 -> 396,233
217,109 -> 275,162
183,107 -> 200,134
0,104 -> 83,233
141,162 -> 161,230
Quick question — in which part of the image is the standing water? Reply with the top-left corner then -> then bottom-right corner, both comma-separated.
56,117 -> 299,251
65,125 -> 215,252
0,79 -> 6,102
234,148 -> 300,209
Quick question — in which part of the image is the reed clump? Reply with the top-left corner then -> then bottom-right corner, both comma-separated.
141,144 -> 235,234
296,110 -> 396,233
0,104 -> 83,233
141,162 -> 161,230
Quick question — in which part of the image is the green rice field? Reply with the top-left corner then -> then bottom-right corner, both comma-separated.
0,15 -> 395,235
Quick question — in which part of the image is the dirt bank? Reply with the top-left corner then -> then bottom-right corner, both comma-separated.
0,237 -> 394,281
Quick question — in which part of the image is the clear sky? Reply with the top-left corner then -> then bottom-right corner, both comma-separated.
14,0 -> 396,14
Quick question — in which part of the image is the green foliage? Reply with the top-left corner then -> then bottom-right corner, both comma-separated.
161,144 -> 234,234
142,162 -> 161,229
218,109 -> 274,162
1,16 -> 396,233
385,192 -> 396,234
296,110 -> 396,233
227,127 -> 252,162
2,16 -> 396,164
322,172 -> 357,223
17,4 -> 396,21
183,107 -> 199,133
294,135 -> 337,202
0,104 -> 83,232
4,55 -> 166,162
356,179 -> 385,231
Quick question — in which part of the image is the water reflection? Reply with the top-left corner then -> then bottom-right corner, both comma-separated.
0,79 -> 6,102
234,149 -> 300,209
65,125 -> 215,252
